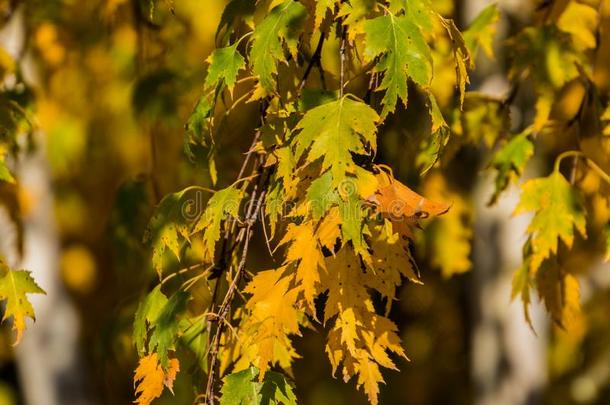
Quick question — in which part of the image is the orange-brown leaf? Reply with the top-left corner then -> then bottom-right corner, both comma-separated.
369,172 -> 450,238
134,353 -> 180,405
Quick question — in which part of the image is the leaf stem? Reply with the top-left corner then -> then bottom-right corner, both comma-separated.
554,150 -> 610,184
160,263 -> 212,286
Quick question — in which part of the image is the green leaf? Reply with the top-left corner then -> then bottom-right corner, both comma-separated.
220,367 -> 297,405
221,367 -> 260,405
488,130 -> 534,205
515,172 -> 587,272
144,189 -> 193,276
250,0 -> 307,93
364,12 -> 432,117
463,4 -> 500,58
180,318 -> 208,371
205,44 -> 246,93
259,370 -> 298,405
185,94 -> 214,158
0,261 -> 45,344
292,96 -> 379,186
134,285 -> 168,355
148,291 -> 189,367
416,95 -> 449,174
193,185 -> 244,262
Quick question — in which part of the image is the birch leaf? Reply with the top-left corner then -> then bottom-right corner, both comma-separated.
205,44 -> 246,94
250,0 -> 307,93
279,221 -> 325,311
220,367 -> 297,405
133,353 -> 180,405
292,96 -> 379,186
193,185 -> 244,262
0,262 -> 45,345
134,285 -> 168,355
144,189 -> 193,276
364,12 -> 432,117
488,130 -> 534,205
515,172 -> 587,273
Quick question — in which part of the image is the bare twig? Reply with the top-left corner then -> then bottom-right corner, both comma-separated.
297,32 -> 326,95
204,167 -> 269,404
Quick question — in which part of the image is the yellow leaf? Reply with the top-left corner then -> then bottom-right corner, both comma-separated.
316,208 -> 342,251
557,2 -> 599,50
536,265 -> 581,329
323,246 -> 406,405
323,247 -> 369,322
440,18 -> 471,107
279,221 -> 326,311
241,268 -> 301,378
367,221 -> 420,314
133,353 -> 180,405
354,353 -> 383,405
533,91 -> 553,133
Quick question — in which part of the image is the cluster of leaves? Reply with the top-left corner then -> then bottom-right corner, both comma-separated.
133,0 -> 610,404
0,24 -> 44,346
132,0 -> 501,404
480,0 -> 610,329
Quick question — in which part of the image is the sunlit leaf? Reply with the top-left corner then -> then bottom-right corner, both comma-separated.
134,353 -> 180,405
0,261 -> 45,344
515,172 -> 587,273
249,0 -> 307,93
364,12 -> 432,117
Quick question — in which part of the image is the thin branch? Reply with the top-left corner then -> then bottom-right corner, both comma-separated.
204,168 -> 269,404
297,32 -> 326,95
339,27 -> 347,97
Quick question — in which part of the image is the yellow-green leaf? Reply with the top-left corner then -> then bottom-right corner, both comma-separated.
0,262 -> 45,344
292,96 -> 379,186
364,12 -> 432,117
515,172 -> 587,272
488,130 -> 534,205
205,43 -> 246,94
249,0 -> 307,93
193,185 -> 244,262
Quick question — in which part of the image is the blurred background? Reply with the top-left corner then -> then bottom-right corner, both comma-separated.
0,0 -> 609,404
